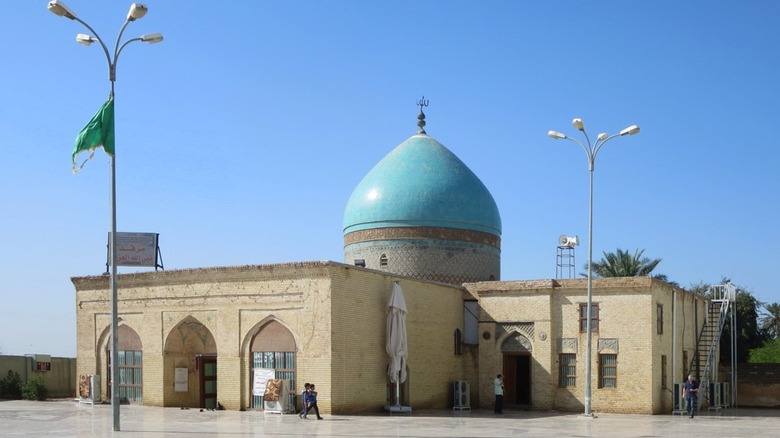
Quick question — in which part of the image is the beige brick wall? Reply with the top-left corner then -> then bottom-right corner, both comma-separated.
73,263 -> 705,415
73,262 -> 474,414
328,266 -> 473,413
468,277 -> 707,415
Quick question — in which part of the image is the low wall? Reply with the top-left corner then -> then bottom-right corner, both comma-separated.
0,355 -> 77,399
719,363 -> 780,408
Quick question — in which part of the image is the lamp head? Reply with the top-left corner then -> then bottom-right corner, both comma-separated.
572,118 -> 584,131
48,0 -> 77,20
141,32 -> 164,44
597,133 -> 608,141
548,130 -> 567,140
76,34 -> 95,46
620,125 -> 640,136
127,3 -> 148,21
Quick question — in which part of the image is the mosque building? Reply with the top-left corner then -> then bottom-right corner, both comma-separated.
72,105 -> 708,415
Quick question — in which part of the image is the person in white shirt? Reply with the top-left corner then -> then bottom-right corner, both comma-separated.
494,374 -> 504,414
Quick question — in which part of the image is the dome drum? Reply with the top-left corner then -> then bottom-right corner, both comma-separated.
345,238 -> 499,285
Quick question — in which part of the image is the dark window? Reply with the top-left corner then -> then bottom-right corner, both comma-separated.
454,329 -> 463,355
380,254 -> 388,267
560,354 -> 576,387
579,303 -> 599,333
657,303 -> 664,334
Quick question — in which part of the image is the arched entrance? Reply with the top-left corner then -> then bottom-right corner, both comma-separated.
249,320 -> 297,410
501,333 -> 532,406
103,323 -> 143,403
163,316 -> 217,409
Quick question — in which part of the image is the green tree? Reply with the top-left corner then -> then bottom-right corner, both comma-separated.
584,248 -> 668,280
0,370 -> 22,399
20,376 -> 47,401
722,290 -> 768,363
760,302 -> 780,339
749,338 -> 780,363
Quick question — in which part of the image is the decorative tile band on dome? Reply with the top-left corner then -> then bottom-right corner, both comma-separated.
344,226 -> 500,248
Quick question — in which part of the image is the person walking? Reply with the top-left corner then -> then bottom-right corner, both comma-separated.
494,374 -> 504,414
298,383 -> 310,419
683,374 -> 699,418
302,383 -> 323,419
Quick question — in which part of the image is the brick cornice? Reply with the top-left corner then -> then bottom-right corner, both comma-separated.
71,261 -> 332,291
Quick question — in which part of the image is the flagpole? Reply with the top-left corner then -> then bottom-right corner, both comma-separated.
108,89 -> 120,432
47,1 -> 162,432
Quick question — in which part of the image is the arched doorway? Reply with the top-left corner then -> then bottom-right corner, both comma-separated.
163,317 -> 217,409
501,333 -> 532,406
249,320 -> 297,410
103,323 -> 143,403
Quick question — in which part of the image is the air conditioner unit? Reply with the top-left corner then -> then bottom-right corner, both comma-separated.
708,382 -> 721,409
721,382 -> 730,407
453,380 -> 470,409
672,383 -> 685,414
709,382 -> 730,409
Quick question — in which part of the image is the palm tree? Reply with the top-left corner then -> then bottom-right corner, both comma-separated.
584,248 -> 664,279
760,302 -> 780,339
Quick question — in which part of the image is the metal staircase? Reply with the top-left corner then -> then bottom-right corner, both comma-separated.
687,283 -> 735,410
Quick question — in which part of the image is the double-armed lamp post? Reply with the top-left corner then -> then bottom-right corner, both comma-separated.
48,0 -> 162,431
547,118 -> 639,417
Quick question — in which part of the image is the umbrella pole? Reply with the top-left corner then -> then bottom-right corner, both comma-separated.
395,372 -> 400,407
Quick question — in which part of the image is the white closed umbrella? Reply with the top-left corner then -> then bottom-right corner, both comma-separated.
386,281 -> 409,410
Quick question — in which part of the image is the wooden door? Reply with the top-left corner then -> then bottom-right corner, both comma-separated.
200,357 -> 217,409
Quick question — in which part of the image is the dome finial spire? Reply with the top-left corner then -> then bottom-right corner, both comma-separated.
416,96 -> 429,134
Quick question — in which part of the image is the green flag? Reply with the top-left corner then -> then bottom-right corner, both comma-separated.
72,98 -> 115,173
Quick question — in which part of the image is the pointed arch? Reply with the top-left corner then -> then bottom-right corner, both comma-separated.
500,332 -> 533,353
96,321 -> 144,403
244,317 -> 298,410
499,331 -> 533,406
164,315 -> 217,355
241,316 -> 297,353
163,316 -> 217,409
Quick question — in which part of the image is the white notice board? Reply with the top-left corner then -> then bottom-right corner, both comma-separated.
253,368 -> 275,396
175,368 -> 188,392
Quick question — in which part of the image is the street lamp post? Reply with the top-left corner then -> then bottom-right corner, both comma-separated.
547,118 -> 639,417
48,1 -> 162,431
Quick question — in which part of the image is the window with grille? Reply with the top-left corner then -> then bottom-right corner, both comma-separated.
380,254 -> 388,267
560,354 -> 576,387
118,350 -> 142,402
657,304 -> 664,334
579,303 -> 599,333
251,351 -> 296,409
599,354 -> 617,388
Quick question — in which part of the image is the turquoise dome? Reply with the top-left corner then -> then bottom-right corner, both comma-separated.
343,133 -> 502,236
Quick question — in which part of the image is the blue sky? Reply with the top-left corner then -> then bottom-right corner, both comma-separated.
1,1 -> 778,357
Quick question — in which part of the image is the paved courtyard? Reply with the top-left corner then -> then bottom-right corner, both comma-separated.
1,399 -> 778,437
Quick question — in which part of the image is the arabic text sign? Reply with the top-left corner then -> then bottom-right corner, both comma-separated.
110,232 -> 159,267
